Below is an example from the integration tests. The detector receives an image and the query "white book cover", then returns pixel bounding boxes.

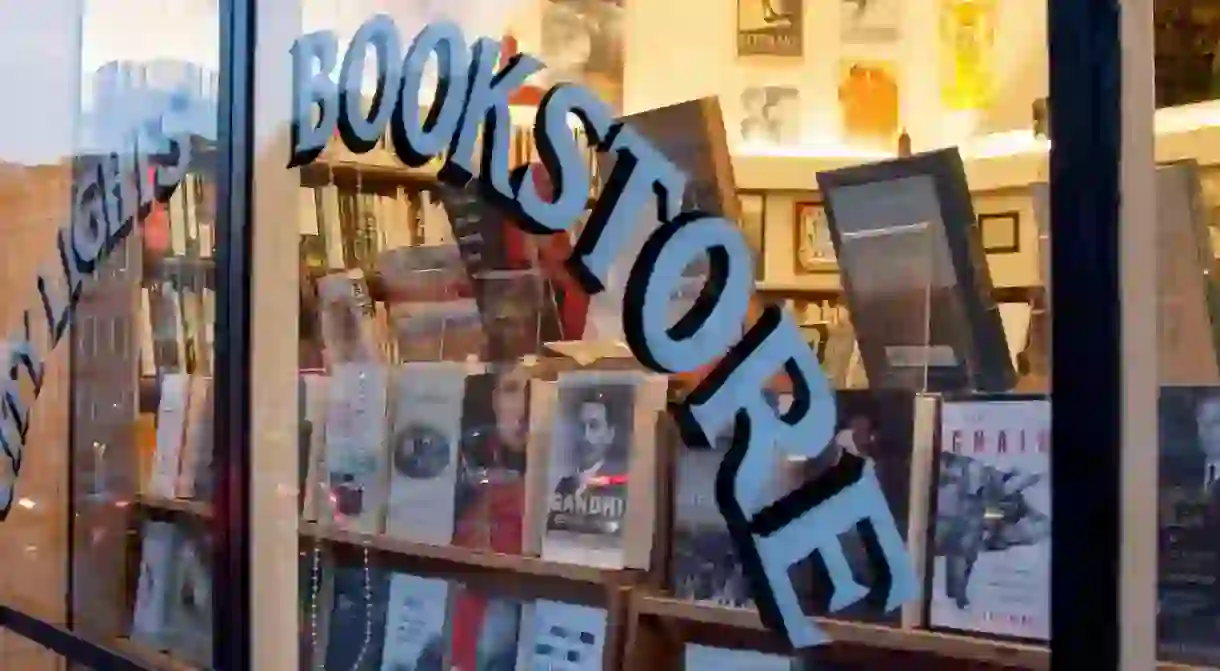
[320,363,390,533]
[148,374,191,497]
[683,645,794,671]
[516,601,607,671]
[384,362,467,545]
[138,287,156,377]
[378,573,450,671]
[541,371,664,570]
[175,376,212,499]
[321,184,345,269]
[169,187,188,256]
[930,399,1051,640]
[317,270,383,366]
[130,521,179,650]
[300,186,321,235]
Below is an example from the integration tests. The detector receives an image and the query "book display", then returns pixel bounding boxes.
[14,2,1220,671]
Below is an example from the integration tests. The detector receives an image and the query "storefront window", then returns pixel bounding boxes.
[0,1,222,669]
[248,1,1062,669]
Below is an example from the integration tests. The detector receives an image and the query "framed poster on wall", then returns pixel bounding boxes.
[737,0,804,57]
[794,200,838,273]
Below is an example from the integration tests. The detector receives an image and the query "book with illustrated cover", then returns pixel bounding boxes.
[929,398,1050,639]
[165,525,213,667]
[130,521,178,650]
[515,600,607,671]
[385,362,468,545]
[669,422,755,609]
[1157,387,1220,666]
[147,374,190,497]
[319,364,390,533]
[317,270,384,366]
[379,573,450,671]
[324,563,392,671]
[538,372,657,570]
[476,270,556,362]
[817,150,1017,393]
[450,591,522,671]
[786,391,938,626]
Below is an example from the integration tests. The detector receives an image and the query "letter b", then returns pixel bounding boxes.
[289,31,340,168]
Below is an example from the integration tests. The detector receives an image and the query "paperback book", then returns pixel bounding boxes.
[379,573,450,671]
[929,398,1051,640]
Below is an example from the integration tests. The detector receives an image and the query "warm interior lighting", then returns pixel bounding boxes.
[16,497,35,510]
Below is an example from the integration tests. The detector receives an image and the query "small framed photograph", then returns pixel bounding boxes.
[978,211,1021,254]
[794,201,838,273]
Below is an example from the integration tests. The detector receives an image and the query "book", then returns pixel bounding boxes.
[379,573,450,671]
[817,150,1017,392]
[324,563,392,671]
[165,525,213,667]
[929,397,1051,639]
[515,600,607,671]
[1157,387,1220,666]
[786,391,938,626]
[385,362,468,545]
[450,590,521,671]
[130,521,178,651]
[538,371,665,570]
[147,374,190,497]
[317,270,384,366]
[669,420,756,609]
[319,364,390,534]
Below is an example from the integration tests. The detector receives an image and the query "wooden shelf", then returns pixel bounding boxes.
[300,522,642,587]
[301,157,439,186]
[635,595,1050,669]
[135,494,214,520]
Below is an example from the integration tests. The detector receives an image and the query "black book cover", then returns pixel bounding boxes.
[791,390,917,624]
[325,563,392,671]
[1158,387,1220,666]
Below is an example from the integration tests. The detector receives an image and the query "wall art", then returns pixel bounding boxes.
[738,0,804,57]
[794,201,838,273]
[740,86,800,145]
[977,211,1020,254]
[541,0,625,112]
[841,0,901,44]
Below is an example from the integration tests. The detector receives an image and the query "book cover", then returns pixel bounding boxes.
[325,563,392,671]
[669,423,755,609]
[317,270,384,366]
[130,521,178,650]
[542,373,636,569]
[516,600,607,671]
[319,363,390,534]
[379,573,450,671]
[787,390,923,625]
[385,363,467,545]
[1157,387,1220,666]
[147,374,190,497]
[165,525,213,667]
[450,590,522,671]
[929,398,1050,639]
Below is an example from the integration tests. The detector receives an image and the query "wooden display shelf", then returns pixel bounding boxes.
[134,494,214,520]
[300,522,642,588]
[300,157,439,186]
[633,595,1050,669]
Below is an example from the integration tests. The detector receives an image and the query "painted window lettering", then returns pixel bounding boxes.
[288,16,917,648]
[0,118,191,520]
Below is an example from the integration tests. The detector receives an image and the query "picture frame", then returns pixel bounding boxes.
[736,0,804,57]
[977,211,1021,254]
[738,191,767,280]
[794,200,838,274]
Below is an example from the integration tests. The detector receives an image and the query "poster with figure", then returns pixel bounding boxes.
[737,0,804,57]
[740,86,800,145]
[840,0,901,44]
[541,0,624,112]
[930,399,1051,640]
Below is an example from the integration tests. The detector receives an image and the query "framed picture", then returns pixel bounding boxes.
[737,0,804,57]
[794,201,838,273]
[738,192,767,279]
[740,86,800,145]
[841,0,901,44]
[977,211,1020,254]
